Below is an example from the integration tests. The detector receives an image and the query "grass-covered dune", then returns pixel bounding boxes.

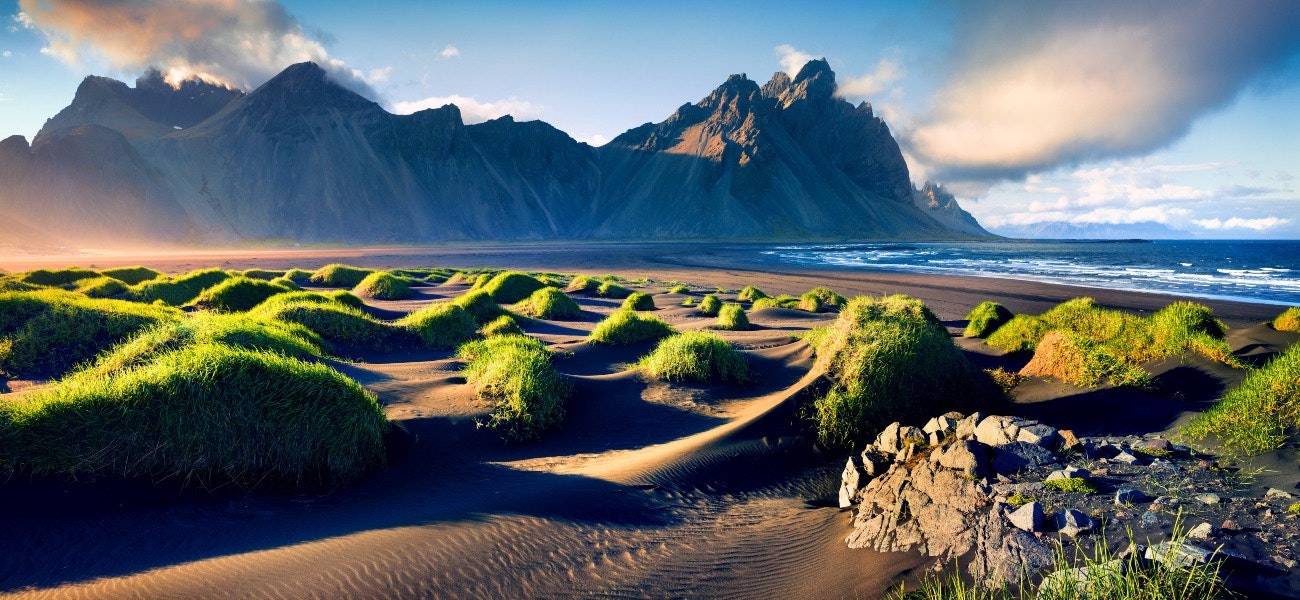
[716,303,750,330]
[458,334,570,442]
[249,294,404,351]
[639,331,752,384]
[621,292,656,311]
[1,343,386,489]
[310,264,375,288]
[513,287,583,320]
[963,300,1013,338]
[131,268,231,306]
[1183,341,1300,455]
[482,271,546,304]
[0,289,179,378]
[811,295,997,448]
[396,303,477,349]
[99,266,163,285]
[352,271,413,300]
[589,309,676,345]
[192,276,294,312]
[1274,306,1300,332]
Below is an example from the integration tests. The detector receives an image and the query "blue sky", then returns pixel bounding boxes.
[2,0,1298,238]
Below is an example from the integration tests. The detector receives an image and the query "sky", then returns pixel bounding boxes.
[2,0,1298,239]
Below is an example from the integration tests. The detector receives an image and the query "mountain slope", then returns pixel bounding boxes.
[0,60,988,247]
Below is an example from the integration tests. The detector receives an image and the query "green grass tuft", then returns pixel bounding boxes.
[1020,330,1151,388]
[397,302,477,349]
[283,268,313,282]
[470,273,493,290]
[309,264,375,288]
[1006,492,1036,508]
[75,276,129,298]
[480,314,525,337]
[565,275,602,295]
[985,315,1051,353]
[98,266,162,285]
[1,343,386,489]
[638,331,752,384]
[513,287,583,320]
[482,271,547,304]
[737,286,768,302]
[192,276,293,312]
[1043,477,1099,493]
[699,294,722,316]
[240,268,284,281]
[668,284,690,294]
[751,294,799,310]
[1182,342,1300,455]
[249,298,402,351]
[596,280,633,299]
[19,267,99,287]
[810,295,995,448]
[621,292,657,311]
[452,290,506,324]
[963,301,1014,338]
[269,276,303,291]
[589,310,676,345]
[352,271,413,300]
[130,268,231,306]
[716,303,750,330]
[0,289,179,378]
[800,287,846,312]
[457,335,569,442]
[1271,306,1300,332]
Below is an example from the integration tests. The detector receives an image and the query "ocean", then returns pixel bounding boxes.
[762,240,1300,306]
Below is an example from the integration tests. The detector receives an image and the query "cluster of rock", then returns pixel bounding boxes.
[839,412,1300,592]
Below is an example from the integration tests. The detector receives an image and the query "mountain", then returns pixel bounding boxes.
[912,181,992,237]
[0,60,990,247]
[989,221,1189,240]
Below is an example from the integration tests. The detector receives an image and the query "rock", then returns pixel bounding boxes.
[1046,466,1090,481]
[1053,509,1095,537]
[1140,511,1162,527]
[1057,429,1082,452]
[1134,438,1170,452]
[928,430,943,446]
[860,450,891,477]
[1146,541,1216,568]
[1115,488,1146,505]
[1008,501,1044,532]
[991,442,1060,475]
[1111,450,1143,465]
[839,456,863,508]
[1221,519,1239,531]
[1016,424,1059,449]
[1265,488,1293,500]
[923,414,958,435]
[1187,522,1215,541]
[1277,556,1299,569]
[1038,559,1125,599]
[991,481,1046,497]
[934,439,992,479]
[1148,458,1180,473]
[899,425,926,449]
[874,422,902,455]
[954,412,983,440]
[1196,493,1222,505]
[1153,496,1179,508]
[1089,443,1123,460]
[974,415,1021,447]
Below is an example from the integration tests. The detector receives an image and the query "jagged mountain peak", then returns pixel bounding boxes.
[238,61,378,114]
[760,71,792,99]
[35,69,242,143]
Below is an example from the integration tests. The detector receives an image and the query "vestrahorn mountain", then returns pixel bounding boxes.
[0,60,990,248]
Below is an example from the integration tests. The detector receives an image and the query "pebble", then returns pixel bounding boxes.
[1140,510,1162,527]
[1148,458,1180,473]
[1195,493,1222,505]
[1265,488,1294,500]
[1187,522,1215,540]
[1221,519,1240,531]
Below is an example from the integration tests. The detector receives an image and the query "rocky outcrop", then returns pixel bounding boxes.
[912,181,991,238]
[840,413,1300,592]
[0,60,991,247]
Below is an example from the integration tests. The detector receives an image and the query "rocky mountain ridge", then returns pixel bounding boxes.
[0,60,991,247]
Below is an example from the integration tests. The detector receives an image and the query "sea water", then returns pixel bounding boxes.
[762,240,1300,306]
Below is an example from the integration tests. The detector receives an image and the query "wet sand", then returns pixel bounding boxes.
[0,243,1292,599]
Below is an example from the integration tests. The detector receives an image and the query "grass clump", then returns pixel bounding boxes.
[985,315,1051,353]
[1271,306,1300,332]
[483,271,547,304]
[0,289,179,378]
[681,298,695,306]
[589,310,676,345]
[192,276,293,312]
[699,294,722,316]
[800,287,847,312]
[716,303,750,330]
[352,271,412,300]
[752,294,800,310]
[1288,502,1300,516]
[19,267,99,287]
[639,331,752,384]
[621,292,657,311]
[1182,342,1300,455]
[131,268,231,305]
[1043,477,1099,493]
[240,268,284,281]
[513,287,583,320]
[397,303,477,349]
[75,276,129,298]
[963,301,1014,338]
[250,298,401,351]
[470,273,493,289]
[481,314,525,337]
[1006,492,1036,508]
[668,284,690,294]
[458,335,570,442]
[269,276,303,291]
[1020,330,1151,388]
[452,290,506,324]
[99,266,162,285]
[1,344,385,489]
[283,268,313,282]
[596,280,633,299]
[309,264,375,288]
[985,367,1025,395]
[565,275,601,295]
[737,286,768,302]
[810,295,997,449]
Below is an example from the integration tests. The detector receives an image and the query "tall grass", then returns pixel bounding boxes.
[352,271,413,300]
[0,289,179,378]
[19,267,99,287]
[396,303,477,349]
[963,301,1013,338]
[716,303,750,330]
[452,290,506,324]
[1272,307,1300,332]
[130,268,231,306]
[1183,341,1300,455]
[458,335,570,441]
[639,332,752,384]
[1,344,386,489]
[192,276,293,312]
[309,264,375,288]
[800,287,847,312]
[589,310,676,344]
[699,294,722,316]
[621,292,657,311]
[737,286,768,302]
[513,287,583,320]
[75,276,129,298]
[811,295,995,448]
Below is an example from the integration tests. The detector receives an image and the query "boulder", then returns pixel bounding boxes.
[874,422,902,455]
[1046,465,1090,481]
[1057,429,1082,452]
[1053,509,1095,537]
[1265,488,1293,500]
[954,412,983,440]
[923,414,958,436]
[933,439,992,479]
[1016,423,1059,449]
[1195,493,1221,505]
[1114,488,1146,505]
[991,441,1060,475]
[974,415,1021,446]
[839,456,863,508]
[1187,522,1215,541]
[1146,541,1216,568]
[1007,501,1044,533]
[1038,559,1126,599]
[860,450,891,478]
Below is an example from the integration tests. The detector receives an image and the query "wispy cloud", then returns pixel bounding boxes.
[575,133,608,147]
[1192,216,1290,231]
[392,94,543,124]
[775,44,814,77]
[1,51,11,58]
[904,1,1300,187]
[17,0,380,97]
[9,11,33,32]
[837,58,902,99]
[439,45,460,59]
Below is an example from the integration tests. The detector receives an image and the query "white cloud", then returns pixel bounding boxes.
[1193,216,1290,231]
[439,45,460,59]
[392,94,543,124]
[775,44,814,76]
[366,66,394,84]
[9,11,33,32]
[576,133,608,146]
[1,51,10,58]
[837,58,902,98]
